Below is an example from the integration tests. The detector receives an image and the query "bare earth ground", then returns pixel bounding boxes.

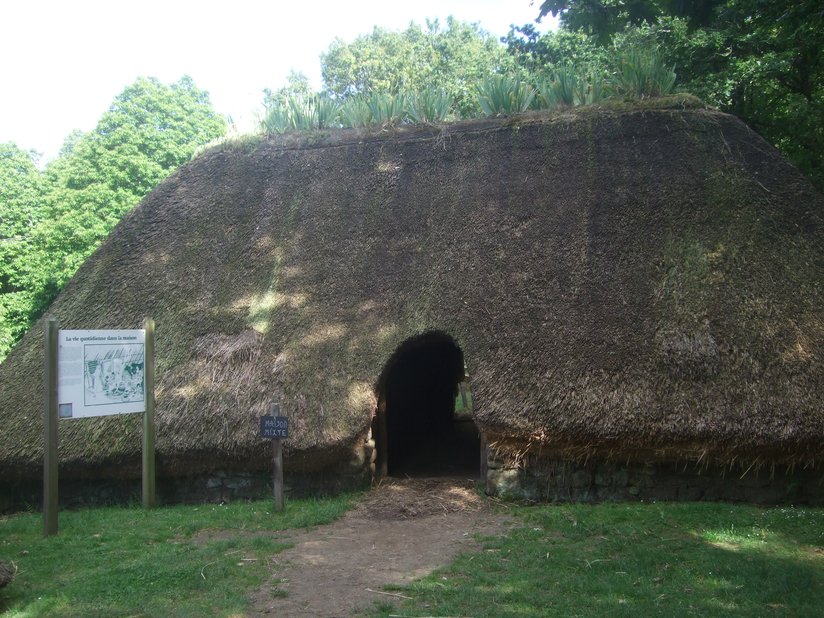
[249,477,513,617]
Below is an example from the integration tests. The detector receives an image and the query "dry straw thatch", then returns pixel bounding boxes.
[1,96,822,483]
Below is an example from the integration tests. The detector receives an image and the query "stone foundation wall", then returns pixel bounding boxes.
[2,436,377,514]
[485,452,824,505]
[1,467,369,514]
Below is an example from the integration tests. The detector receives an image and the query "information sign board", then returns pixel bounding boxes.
[57,329,146,418]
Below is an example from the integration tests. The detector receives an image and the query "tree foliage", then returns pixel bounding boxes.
[0,144,44,354]
[320,17,515,117]
[263,70,315,110]
[525,0,824,189]
[504,24,613,77]
[0,144,42,266]
[0,76,226,361]
[537,1,724,40]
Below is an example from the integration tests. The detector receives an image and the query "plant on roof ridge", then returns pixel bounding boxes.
[476,75,535,116]
[288,97,318,131]
[407,89,454,124]
[579,73,609,105]
[261,94,342,133]
[615,47,677,98]
[340,96,373,128]
[367,92,408,127]
[536,66,583,107]
[536,66,611,108]
[261,98,293,134]
[313,95,342,129]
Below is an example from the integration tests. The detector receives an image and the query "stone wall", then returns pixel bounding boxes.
[1,437,377,514]
[1,467,369,514]
[485,450,824,505]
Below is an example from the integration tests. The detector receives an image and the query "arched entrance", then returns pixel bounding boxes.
[374,331,480,477]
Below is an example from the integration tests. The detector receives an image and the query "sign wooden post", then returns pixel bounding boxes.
[44,321,155,531]
[260,404,287,512]
[43,316,59,537]
[142,317,156,508]
[376,407,388,477]
[272,437,284,512]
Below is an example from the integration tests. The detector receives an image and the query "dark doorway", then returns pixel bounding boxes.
[375,331,480,477]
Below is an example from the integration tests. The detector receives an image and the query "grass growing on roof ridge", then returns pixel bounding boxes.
[0,493,359,617]
[367,501,824,617]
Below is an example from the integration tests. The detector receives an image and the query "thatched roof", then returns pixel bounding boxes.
[2,96,823,481]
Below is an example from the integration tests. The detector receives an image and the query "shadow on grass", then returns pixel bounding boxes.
[369,502,824,617]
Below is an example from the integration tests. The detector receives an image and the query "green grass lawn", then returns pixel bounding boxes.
[0,494,358,617]
[369,502,824,617]
[3,496,823,617]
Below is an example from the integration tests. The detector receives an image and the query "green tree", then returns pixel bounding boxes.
[320,17,515,117]
[504,23,612,78]
[707,1,823,186]
[58,129,86,158]
[0,76,226,362]
[263,70,315,109]
[536,1,724,41]
[526,0,824,189]
[0,144,44,357]
[0,144,42,269]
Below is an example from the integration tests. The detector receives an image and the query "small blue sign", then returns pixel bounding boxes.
[260,415,288,439]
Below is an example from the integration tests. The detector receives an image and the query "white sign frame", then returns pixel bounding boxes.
[58,329,146,418]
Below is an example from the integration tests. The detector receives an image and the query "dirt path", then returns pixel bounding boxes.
[249,477,512,617]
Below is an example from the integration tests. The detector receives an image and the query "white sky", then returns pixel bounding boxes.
[1,1,557,163]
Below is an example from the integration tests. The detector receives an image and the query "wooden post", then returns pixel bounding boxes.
[142,317,156,509]
[480,432,488,482]
[261,404,285,511]
[43,316,59,537]
[376,406,388,477]
[272,438,284,512]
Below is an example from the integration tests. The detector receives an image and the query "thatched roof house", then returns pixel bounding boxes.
[2,97,823,504]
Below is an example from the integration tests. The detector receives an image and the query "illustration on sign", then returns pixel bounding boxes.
[83,343,145,406]
[58,330,146,418]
